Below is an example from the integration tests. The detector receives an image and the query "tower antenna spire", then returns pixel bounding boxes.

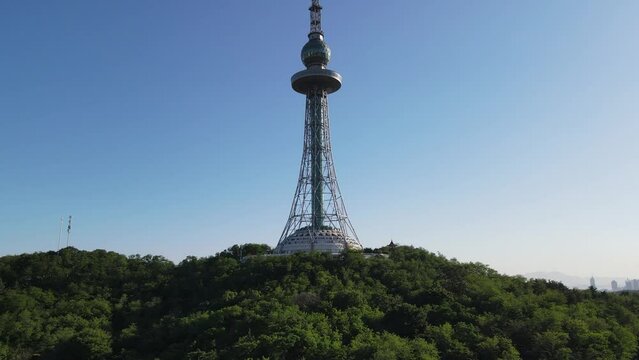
[310,0,323,35]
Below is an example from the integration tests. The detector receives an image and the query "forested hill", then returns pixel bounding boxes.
[1,246,638,360]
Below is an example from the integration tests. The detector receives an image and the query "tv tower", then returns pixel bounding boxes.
[275,0,363,254]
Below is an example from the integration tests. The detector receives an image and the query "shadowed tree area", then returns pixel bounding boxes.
[0,245,638,359]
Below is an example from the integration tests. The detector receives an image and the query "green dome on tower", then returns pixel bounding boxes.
[301,38,331,67]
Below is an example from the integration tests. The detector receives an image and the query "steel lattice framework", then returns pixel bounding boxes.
[275,0,362,254]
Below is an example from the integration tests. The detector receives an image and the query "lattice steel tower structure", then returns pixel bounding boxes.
[275,0,363,254]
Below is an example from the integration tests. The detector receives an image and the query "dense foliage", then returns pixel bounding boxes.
[1,245,638,359]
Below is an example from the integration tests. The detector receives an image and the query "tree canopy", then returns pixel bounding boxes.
[0,245,638,359]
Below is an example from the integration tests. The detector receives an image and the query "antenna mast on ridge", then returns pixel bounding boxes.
[66,215,72,247]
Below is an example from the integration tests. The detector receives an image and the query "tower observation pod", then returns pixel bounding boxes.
[275,0,363,254]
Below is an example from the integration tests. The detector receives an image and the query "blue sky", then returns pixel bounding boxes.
[1,1,637,278]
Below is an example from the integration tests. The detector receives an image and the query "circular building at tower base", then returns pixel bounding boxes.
[274,227,363,254]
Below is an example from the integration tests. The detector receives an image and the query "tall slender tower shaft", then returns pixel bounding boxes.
[275,0,362,254]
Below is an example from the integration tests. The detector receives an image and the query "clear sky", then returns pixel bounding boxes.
[1,1,637,278]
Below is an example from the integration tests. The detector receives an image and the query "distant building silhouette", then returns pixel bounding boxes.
[611,280,618,292]
[590,276,596,288]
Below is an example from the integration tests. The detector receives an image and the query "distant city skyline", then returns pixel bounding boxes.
[611,279,639,292]
[527,272,639,290]
[1,1,638,278]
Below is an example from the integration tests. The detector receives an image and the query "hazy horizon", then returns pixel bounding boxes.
[1,1,637,279]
